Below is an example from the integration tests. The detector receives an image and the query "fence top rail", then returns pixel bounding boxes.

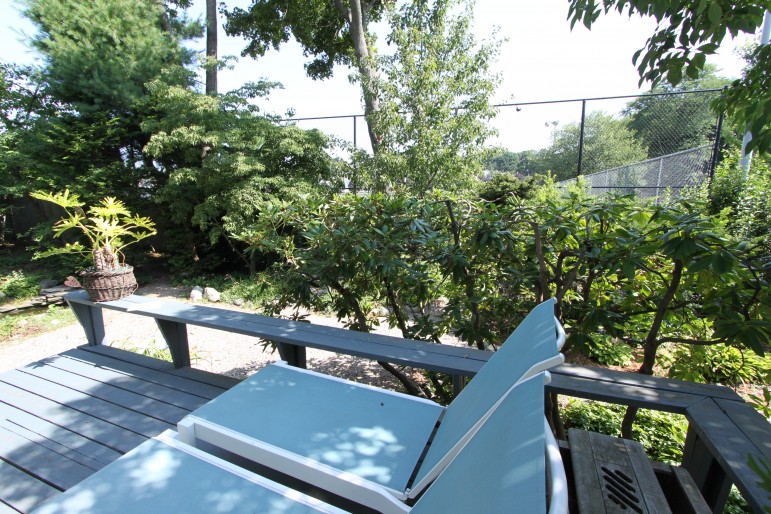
[281,88,725,122]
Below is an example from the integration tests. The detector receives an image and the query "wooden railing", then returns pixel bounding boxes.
[65,291,771,513]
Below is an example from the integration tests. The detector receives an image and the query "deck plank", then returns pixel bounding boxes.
[0,425,94,490]
[66,347,227,400]
[0,415,104,472]
[18,363,189,425]
[0,345,232,513]
[0,370,173,438]
[0,381,145,454]
[37,353,210,411]
[0,459,60,513]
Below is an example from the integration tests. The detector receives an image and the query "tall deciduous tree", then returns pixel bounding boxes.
[223,0,389,152]
[367,0,500,193]
[623,66,731,158]
[537,112,648,180]
[566,0,769,153]
[206,0,218,95]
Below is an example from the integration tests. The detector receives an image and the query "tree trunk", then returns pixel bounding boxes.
[206,0,218,95]
[621,259,684,439]
[336,0,381,153]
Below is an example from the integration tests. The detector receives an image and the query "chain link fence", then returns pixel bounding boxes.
[284,89,724,197]
[559,145,713,200]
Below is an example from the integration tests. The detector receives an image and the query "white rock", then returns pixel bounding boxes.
[192,285,203,293]
[372,306,390,318]
[203,287,221,302]
[190,289,203,302]
[233,298,245,307]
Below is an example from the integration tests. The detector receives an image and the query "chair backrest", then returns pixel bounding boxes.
[412,298,559,488]
[411,373,547,514]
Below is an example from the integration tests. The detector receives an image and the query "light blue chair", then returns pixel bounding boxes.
[177,299,565,512]
[33,372,565,514]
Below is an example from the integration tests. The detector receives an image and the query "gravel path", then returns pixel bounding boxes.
[0,281,434,391]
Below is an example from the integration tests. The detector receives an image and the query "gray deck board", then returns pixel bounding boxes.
[0,370,173,438]
[0,402,121,466]
[18,363,189,424]
[38,353,210,411]
[0,425,94,490]
[0,459,60,513]
[67,346,229,399]
[0,347,232,513]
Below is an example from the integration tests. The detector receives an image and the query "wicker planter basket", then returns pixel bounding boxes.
[79,266,138,302]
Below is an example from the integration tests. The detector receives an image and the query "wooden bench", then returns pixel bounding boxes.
[64,291,490,394]
[64,292,771,513]
[567,429,711,514]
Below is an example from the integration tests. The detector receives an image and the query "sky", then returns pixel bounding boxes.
[0,0,757,152]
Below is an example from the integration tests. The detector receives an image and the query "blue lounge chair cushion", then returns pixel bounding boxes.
[32,435,346,514]
[412,374,546,514]
[413,298,557,485]
[186,363,444,492]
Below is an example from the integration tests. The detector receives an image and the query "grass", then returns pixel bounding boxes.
[0,305,76,342]
[109,338,209,367]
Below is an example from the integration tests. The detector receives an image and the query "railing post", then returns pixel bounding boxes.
[155,319,191,369]
[277,343,307,369]
[682,422,732,513]
[66,293,106,346]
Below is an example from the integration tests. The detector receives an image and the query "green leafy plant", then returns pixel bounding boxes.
[30,190,156,271]
[662,344,770,387]
[561,399,688,464]
[747,455,771,513]
[747,387,771,421]
[584,339,634,367]
[0,270,42,302]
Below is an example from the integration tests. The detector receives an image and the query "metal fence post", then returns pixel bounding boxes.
[577,99,586,177]
[709,110,725,180]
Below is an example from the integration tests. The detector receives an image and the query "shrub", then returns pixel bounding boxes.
[0,270,41,302]
[561,399,688,464]
[583,339,634,367]
[661,344,771,387]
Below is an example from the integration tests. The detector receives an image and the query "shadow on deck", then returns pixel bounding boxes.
[0,346,238,512]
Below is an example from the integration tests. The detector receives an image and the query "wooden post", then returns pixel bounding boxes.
[277,343,307,369]
[67,298,106,346]
[682,426,732,513]
[155,319,191,369]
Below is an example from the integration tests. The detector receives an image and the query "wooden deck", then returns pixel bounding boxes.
[0,345,239,513]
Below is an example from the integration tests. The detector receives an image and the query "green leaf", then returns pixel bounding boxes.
[707,2,722,25]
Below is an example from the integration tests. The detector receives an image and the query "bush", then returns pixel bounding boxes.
[561,399,688,464]
[709,149,771,249]
[477,173,537,203]
[0,270,41,303]
[661,344,771,386]
[583,339,634,367]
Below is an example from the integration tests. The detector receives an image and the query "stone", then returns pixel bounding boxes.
[372,306,390,318]
[189,289,203,302]
[41,285,71,295]
[192,285,203,293]
[203,287,221,302]
[0,291,6,301]
[233,298,245,307]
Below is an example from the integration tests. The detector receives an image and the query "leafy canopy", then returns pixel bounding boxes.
[567,0,770,154]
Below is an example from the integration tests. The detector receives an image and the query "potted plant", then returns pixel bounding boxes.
[31,189,157,302]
